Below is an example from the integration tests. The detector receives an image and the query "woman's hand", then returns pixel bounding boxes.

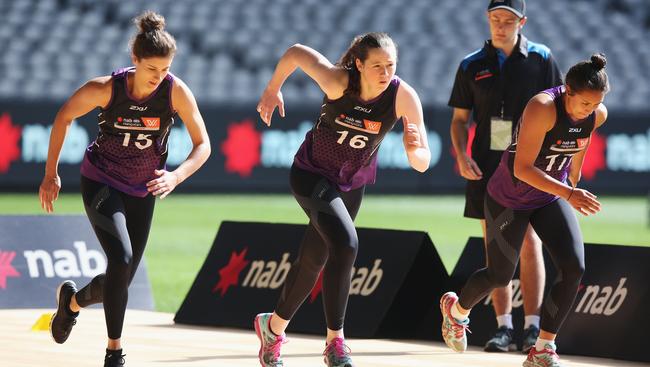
[257,87,285,126]
[567,187,601,216]
[39,174,61,213]
[146,170,180,199]
[402,115,422,152]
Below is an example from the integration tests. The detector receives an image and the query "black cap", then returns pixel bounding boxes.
[487,0,526,18]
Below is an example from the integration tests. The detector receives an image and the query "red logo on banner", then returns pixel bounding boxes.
[0,113,23,173]
[0,251,21,289]
[212,248,250,296]
[221,119,261,177]
[582,131,607,180]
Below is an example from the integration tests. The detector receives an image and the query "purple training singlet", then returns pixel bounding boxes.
[487,85,596,209]
[80,67,176,197]
[294,77,401,191]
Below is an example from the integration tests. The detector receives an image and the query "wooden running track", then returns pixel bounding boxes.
[1,309,645,367]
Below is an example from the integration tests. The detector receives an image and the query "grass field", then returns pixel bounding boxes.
[1,193,648,313]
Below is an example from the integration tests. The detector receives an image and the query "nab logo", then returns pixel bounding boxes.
[574,277,628,316]
[129,105,148,111]
[23,241,106,279]
[349,259,383,296]
[212,248,250,296]
[241,254,384,297]
[142,117,160,129]
[242,252,291,289]
[213,249,385,298]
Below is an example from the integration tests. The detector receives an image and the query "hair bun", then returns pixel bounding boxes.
[590,53,607,71]
[136,10,165,33]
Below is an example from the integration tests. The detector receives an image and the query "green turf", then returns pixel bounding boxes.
[1,193,648,313]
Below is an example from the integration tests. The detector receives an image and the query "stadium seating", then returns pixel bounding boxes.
[0,0,648,109]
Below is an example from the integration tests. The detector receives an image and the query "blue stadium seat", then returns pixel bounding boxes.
[0,0,648,109]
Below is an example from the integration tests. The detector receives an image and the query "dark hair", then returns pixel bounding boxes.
[565,53,610,93]
[337,32,397,97]
[130,11,177,59]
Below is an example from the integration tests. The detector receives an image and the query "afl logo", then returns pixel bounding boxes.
[577,138,589,148]
[142,117,160,129]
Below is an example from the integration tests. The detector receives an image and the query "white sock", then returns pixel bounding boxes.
[496,314,513,329]
[535,338,556,352]
[450,301,469,322]
[525,315,540,329]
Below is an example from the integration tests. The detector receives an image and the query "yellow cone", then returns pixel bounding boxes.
[31,312,53,332]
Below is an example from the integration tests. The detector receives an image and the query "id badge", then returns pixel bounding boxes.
[490,117,513,151]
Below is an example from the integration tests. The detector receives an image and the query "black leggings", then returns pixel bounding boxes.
[459,194,585,334]
[275,165,364,330]
[75,175,155,339]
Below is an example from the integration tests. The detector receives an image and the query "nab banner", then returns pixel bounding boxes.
[1,100,648,193]
[174,221,448,338]
[556,243,649,363]
[0,215,154,310]
[449,237,649,362]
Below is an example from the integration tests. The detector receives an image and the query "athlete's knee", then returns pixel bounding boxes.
[118,252,134,269]
[560,257,585,284]
[331,231,358,261]
[345,231,359,253]
[297,253,327,274]
[108,250,135,276]
[521,231,542,258]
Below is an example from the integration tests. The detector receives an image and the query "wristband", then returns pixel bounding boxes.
[567,187,575,201]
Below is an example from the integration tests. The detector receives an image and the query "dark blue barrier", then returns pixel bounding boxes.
[174,221,448,338]
[0,215,154,310]
[1,100,648,193]
[448,237,649,362]
[177,223,648,362]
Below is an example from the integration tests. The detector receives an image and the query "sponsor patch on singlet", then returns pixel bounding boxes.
[114,116,161,131]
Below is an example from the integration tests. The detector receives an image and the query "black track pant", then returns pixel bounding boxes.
[275,165,364,330]
[75,175,155,339]
[459,194,585,334]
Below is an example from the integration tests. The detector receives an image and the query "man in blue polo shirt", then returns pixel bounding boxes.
[448,0,563,354]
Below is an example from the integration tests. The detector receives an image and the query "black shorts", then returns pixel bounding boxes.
[463,154,501,219]
[464,178,488,219]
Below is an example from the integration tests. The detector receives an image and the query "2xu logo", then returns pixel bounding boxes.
[241,252,384,296]
[484,277,629,316]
